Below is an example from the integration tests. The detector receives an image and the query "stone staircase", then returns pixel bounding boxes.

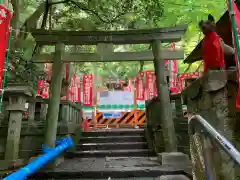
[29,128,191,179]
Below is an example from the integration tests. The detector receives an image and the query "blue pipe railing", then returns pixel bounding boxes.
[3,137,73,180]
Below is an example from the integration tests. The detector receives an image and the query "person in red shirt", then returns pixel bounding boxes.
[199,14,226,72]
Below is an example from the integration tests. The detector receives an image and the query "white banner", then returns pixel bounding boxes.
[98,91,134,105]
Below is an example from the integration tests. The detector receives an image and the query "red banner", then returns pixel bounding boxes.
[76,77,81,102]
[42,83,49,98]
[37,80,44,96]
[136,72,145,100]
[0,5,11,89]
[145,71,156,100]
[228,0,240,109]
[77,86,81,102]
[83,74,93,106]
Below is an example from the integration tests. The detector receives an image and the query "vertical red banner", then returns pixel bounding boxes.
[77,86,81,102]
[145,71,155,100]
[0,5,12,89]
[227,0,240,109]
[136,72,145,100]
[76,77,81,102]
[42,83,49,98]
[83,74,93,106]
[37,80,44,96]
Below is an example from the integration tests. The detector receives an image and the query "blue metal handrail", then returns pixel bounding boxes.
[188,115,240,165]
[3,137,73,180]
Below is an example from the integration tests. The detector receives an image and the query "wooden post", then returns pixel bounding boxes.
[44,43,65,148]
[152,40,177,152]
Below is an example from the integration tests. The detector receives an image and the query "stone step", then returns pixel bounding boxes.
[30,169,190,179]
[82,129,145,137]
[66,149,154,158]
[77,142,148,151]
[32,176,190,180]
[80,135,145,144]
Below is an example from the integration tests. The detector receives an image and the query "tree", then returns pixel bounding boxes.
[9,0,226,82]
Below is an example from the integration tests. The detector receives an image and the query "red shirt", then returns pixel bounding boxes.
[202,32,225,72]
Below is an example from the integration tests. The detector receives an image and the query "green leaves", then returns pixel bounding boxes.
[16,0,226,80]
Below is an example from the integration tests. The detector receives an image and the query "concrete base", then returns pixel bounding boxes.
[0,159,25,170]
[157,152,190,166]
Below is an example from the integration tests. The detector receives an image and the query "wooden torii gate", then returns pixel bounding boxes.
[30,25,187,152]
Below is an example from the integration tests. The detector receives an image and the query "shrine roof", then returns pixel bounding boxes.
[184,11,233,64]
[30,25,188,45]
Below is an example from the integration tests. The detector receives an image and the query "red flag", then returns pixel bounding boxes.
[37,80,44,96]
[76,77,81,102]
[136,72,145,100]
[227,0,240,109]
[145,71,156,100]
[83,74,93,106]
[77,86,81,102]
[42,83,49,98]
[0,5,11,89]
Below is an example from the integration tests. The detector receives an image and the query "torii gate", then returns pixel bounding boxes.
[30,25,187,152]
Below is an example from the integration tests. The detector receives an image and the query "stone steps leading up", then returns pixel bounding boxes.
[78,142,148,151]
[29,128,191,180]
[80,135,146,144]
[39,177,190,180]
[70,149,151,157]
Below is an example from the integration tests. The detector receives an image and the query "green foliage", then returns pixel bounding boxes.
[14,0,226,82]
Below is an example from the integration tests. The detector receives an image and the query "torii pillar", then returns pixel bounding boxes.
[44,43,65,148]
[152,40,177,152]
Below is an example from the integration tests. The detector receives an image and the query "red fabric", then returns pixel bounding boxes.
[83,74,93,106]
[202,32,225,72]
[135,72,144,100]
[37,80,44,96]
[0,5,11,89]
[145,71,156,100]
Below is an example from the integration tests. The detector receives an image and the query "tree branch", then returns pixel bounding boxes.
[195,62,203,72]
[69,0,129,24]
[49,0,69,5]
[138,61,144,73]
[184,63,192,73]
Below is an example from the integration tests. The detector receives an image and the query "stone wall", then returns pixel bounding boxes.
[0,99,82,161]
[182,70,240,180]
[145,97,189,154]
